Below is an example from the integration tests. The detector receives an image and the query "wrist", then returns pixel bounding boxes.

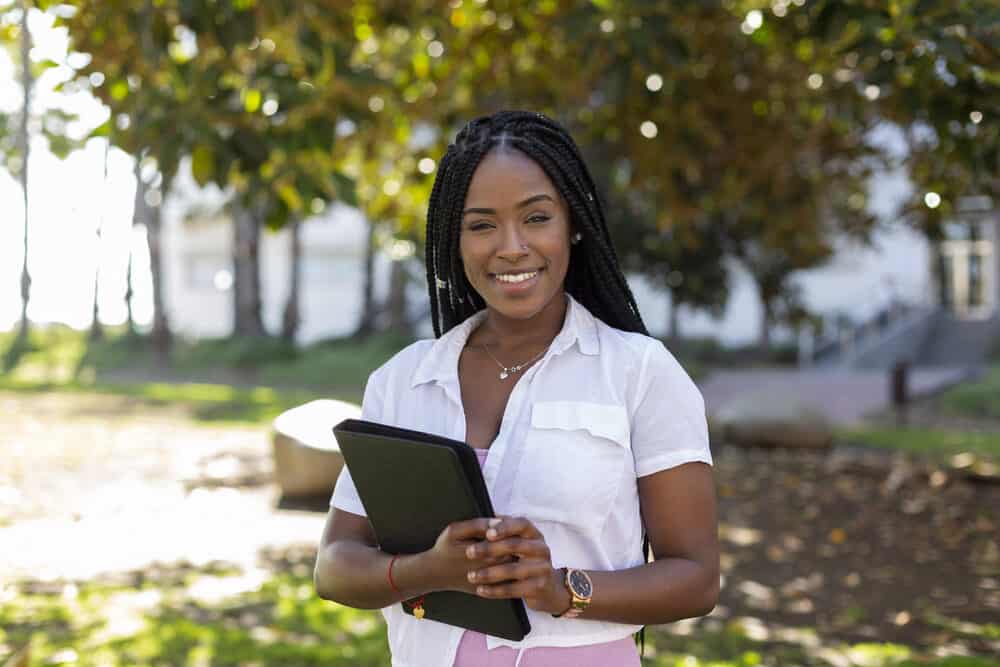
[389,552,435,599]
[548,567,572,616]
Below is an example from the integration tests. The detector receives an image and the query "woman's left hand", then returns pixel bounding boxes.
[464,516,571,615]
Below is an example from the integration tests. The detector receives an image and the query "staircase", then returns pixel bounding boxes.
[914,313,1000,367]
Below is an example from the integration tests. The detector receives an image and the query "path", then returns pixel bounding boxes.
[0,391,326,581]
[699,366,972,425]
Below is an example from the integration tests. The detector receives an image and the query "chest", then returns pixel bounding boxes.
[457,348,520,449]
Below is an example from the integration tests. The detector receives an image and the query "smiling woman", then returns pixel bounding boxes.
[315,111,719,667]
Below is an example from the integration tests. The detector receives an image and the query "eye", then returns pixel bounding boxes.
[468,220,494,231]
[526,214,550,224]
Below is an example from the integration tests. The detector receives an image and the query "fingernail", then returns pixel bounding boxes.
[466,546,476,558]
[477,586,487,595]
[486,529,497,539]
[467,571,476,582]
[488,518,502,527]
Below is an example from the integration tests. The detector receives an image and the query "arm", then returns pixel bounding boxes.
[314,507,512,609]
[577,460,719,623]
[467,461,719,624]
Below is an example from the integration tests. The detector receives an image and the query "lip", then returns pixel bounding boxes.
[489,267,544,294]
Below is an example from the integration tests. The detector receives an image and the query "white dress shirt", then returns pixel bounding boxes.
[330,293,713,667]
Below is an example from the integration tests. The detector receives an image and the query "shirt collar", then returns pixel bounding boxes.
[410,293,599,389]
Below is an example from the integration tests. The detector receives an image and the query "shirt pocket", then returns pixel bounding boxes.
[510,401,631,533]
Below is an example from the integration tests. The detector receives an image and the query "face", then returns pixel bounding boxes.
[459,149,573,321]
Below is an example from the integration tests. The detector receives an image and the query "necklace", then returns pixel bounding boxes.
[480,342,548,380]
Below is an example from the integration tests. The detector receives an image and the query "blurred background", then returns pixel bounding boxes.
[0,1,997,665]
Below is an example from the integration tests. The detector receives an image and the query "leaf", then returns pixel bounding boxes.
[331,171,357,206]
[191,144,215,186]
[276,180,303,212]
[109,79,129,101]
[243,88,261,113]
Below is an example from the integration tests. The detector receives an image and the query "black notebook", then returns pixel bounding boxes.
[332,418,531,642]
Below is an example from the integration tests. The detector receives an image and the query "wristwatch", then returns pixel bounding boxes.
[552,568,593,618]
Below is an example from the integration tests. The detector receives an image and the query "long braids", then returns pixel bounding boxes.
[425,110,654,656]
[426,110,648,338]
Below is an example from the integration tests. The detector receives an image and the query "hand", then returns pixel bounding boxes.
[464,516,572,615]
[421,518,515,595]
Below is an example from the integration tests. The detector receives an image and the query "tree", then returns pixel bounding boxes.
[13,0,32,344]
[63,1,371,341]
[89,137,110,341]
[0,0,77,358]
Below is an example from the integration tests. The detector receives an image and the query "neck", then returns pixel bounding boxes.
[478,291,568,354]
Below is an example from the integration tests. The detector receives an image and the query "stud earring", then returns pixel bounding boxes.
[571,233,582,244]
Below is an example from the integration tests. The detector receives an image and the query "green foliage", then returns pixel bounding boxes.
[939,366,1000,420]
[0,325,416,424]
[837,425,1000,461]
[173,336,300,370]
[3,570,996,667]
[48,0,1000,344]
[258,332,415,390]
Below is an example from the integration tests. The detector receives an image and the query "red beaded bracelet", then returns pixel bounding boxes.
[387,554,426,619]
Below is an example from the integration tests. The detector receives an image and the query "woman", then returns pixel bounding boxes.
[314,110,719,667]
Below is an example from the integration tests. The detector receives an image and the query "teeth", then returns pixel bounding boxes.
[495,271,538,284]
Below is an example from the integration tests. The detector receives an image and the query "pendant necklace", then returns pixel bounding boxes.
[481,342,548,380]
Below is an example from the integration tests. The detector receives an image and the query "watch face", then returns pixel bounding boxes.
[569,570,592,598]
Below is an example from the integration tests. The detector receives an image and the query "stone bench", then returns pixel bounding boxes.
[271,399,361,498]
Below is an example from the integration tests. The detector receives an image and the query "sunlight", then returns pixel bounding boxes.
[0,10,151,333]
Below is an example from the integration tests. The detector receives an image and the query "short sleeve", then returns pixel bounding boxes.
[630,339,713,478]
[329,368,385,515]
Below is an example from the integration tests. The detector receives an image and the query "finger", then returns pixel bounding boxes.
[467,536,549,561]
[445,518,492,541]
[467,559,551,586]
[485,516,542,541]
[475,575,550,600]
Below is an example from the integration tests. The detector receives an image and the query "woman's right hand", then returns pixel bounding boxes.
[420,518,513,594]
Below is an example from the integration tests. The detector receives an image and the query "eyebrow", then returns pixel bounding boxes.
[462,194,555,216]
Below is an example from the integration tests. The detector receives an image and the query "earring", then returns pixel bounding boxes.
[571,233,582,244]
[520,242,529,250]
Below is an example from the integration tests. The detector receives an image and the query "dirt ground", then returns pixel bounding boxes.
[1,390,997,657]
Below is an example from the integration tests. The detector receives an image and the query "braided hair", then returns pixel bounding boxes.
[425,110,649,338]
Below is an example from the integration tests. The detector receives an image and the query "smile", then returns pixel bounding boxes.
[493,270,540,284]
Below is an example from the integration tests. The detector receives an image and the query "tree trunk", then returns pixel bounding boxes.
[758,301,772,355]
[146,182,171,358]
[355,219,378,337]
[232,200,265,337]
[15,0,33,344]
[665,290,679,340]
[89,139,111,342]
[124,156,141,336]
[281,217,301,342]
[386,257,410,335]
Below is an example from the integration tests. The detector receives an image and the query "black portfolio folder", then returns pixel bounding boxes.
[332,418,531,642]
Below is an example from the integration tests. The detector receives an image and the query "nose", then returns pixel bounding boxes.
[496,224,529,263]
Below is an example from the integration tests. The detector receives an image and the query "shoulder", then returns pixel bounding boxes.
[595,322,700,401]
[366,338,436,390]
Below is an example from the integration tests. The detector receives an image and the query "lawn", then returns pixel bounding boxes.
[3,560,997,667]
[0,326,413,425]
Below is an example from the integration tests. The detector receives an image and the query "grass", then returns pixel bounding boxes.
[836,426,1000,463]
[939,366,1000,421]
[3,569,996,667]
[0,325,412,425]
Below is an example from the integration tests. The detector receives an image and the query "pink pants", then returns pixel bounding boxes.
[452,630,641,667]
